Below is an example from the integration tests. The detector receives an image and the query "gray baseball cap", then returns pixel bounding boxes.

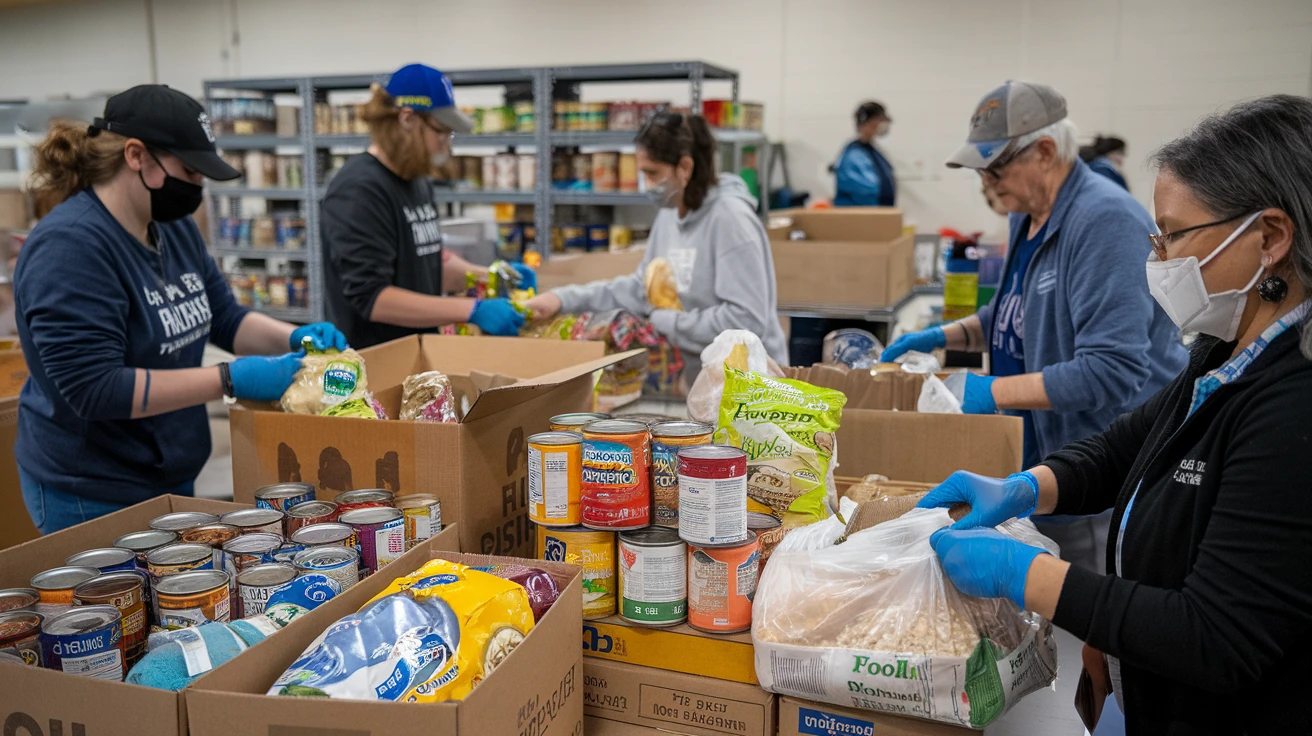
[945,80,1067,169]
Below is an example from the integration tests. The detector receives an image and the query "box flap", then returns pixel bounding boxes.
[419,334,606,378]
[460,349,644,424]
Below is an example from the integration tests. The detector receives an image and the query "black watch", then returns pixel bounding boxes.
[219,362,236,401]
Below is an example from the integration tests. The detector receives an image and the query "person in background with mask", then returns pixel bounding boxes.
[832,101,895,206]
[524,112,787,378]
[321,63,533,347]
[918,94,1312,735]
[881,81,1187,572]
[15,85,345,533]
[1080,134,1129,190]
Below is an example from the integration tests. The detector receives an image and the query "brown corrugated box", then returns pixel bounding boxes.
[0,345,36,548]
[537,248,646,291]
[769,208,913,308]
[584,658,776,736]
[778,696,971,736]
[186,547,583,736]
[230,333,643,558]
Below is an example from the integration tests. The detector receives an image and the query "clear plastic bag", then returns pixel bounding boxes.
[687,330,784,424]
[753,507,1059,728]
[399,371,458,423]
[280,347,369,415]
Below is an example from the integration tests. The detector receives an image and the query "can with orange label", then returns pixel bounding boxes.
[73,572,147,666]
[581,419,651,530]
[155,570,231,630]
[528,431,583,527]
[687,536,759,634]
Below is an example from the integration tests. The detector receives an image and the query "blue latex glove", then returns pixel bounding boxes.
[510,262,537,292]
[880,326,946,363]
[230,352,304,402]
[469,298,526,336]
[930,527,1048,608]
[290,322,348,352]
[961,373,998,413]
[916,470,1039,530]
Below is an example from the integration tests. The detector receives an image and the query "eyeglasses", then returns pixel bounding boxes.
[1148,213,1248,260]
[979,141,1036,182]
[419,115,453,140]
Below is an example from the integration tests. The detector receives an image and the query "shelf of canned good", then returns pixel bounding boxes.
[432,188,535,204]
[209,187,307,200]
[552,191,650,206]
[210,247,311,261]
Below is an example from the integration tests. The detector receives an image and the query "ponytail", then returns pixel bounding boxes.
[29,120,128,219]
[635,111,718,211]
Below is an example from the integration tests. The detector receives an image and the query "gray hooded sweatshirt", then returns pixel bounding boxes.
[553,173,788,377]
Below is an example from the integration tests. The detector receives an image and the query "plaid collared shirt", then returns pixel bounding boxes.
[1188,300,1312,418]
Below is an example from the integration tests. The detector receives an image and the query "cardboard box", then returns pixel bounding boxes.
[230,334,641,558]
[769,208,913,308]
[777,696,970,736]
[585,659,776,736]
[186,547,584,736]
[584,616,756,685]
[837,410,1022,483]
[537,248,647,291]
[768,208,905,244]
[784,364,925,412]
[585,716,668,734]
[0,395,37,549]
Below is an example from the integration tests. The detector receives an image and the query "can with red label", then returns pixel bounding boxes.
[581,419,651,530]
[677,445,749,546]
[284,500,339,537]
[334,489,395,515]
[340,507,404,575]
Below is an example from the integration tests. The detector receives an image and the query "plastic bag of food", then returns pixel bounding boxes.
[644,257,683,311]
[281,339,369,414]
[917,373,963,414]
[688,330,785,424]
[472,564,560,622]
[716,366,845,524]
[753,507,1060,728]
[399,371,458,423]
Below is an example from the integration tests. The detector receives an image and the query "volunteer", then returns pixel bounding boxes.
[832,101,895,206]
[1080,134,1129,190]
[15,85,346,534]
[321,63,533,348]
[881,81,1186,570]
[524,112,787,378]
[920,94,1312,734]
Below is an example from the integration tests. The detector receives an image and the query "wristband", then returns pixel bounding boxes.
[219,362,236,404]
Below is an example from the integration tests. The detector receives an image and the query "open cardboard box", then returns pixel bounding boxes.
[186,545,584,736]
[231,334,643,558]
[584,658,776,736]
[584,615,756,685]
[769,208,913,308]
[778,696,970,736]
[535,247,646,291]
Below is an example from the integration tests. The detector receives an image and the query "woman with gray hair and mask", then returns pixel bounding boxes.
[914,94,1312,733]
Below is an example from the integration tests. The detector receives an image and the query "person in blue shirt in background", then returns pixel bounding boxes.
[832,101,896,207]
[16,85,348,534]
[1081,135,1129,191]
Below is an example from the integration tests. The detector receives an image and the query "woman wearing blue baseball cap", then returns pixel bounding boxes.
[320,63,533,347]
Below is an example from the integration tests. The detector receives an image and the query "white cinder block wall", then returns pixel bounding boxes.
[2,0,1310,233]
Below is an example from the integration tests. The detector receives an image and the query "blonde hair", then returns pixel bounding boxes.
[29,120,129,219]
[361,84,431,181]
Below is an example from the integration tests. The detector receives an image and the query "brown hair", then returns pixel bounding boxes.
[635,111,717,211]
[360,83,431,181]
[29,120,128,218]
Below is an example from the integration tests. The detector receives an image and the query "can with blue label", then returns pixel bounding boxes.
[40,605,126,681]
[254,482,317,512]
[293,546,360,594]
[65,547,139,574]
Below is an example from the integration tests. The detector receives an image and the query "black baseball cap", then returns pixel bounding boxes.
[856,101,890,125]
[90,84,240,181]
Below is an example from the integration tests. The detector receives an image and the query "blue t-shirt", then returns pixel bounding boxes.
[14,188,249,504]
[991,219,1046,466]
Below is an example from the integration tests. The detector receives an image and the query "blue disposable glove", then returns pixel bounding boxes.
[929,527,1048,608]
[230,352,304,402]
[510,262,537,292]
[880,326,946,363]
[290,322,348,352]
[469,298,526,336]
[961,373,998,414]
[916,470,1039,530]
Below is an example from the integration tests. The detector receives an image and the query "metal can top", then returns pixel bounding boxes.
[113,529,178,552]
[339,507,403,526]
[0,588,39,612]
[549,412,612,428]
[294,545,359,570]
[149,512,220,533]
[220,508,285,528]
[677,444,748,462]
[290,522,354,546]
[155,570,230,597]
[394,494,440,510]
[41,604,121,636]
[619,526,684,547]
[237,563,296,588]
[65,548,136,570]
[146,543,214,567]
[651,421,714,439]
[334,489,394,505]
[286,500,338,519]
[30,566,100,591]
[528,431,583,447]
[582,419,649,436]
[254,482,316,501]
[747,512,783,530]
[0,610,42,636]
[181,524,241,547]
[222,532,285,555]
[73,572,146,600]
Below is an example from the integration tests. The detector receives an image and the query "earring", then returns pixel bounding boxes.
[1257,274,1289,302]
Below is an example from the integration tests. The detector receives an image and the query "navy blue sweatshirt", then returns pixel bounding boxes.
[14,188,248,504]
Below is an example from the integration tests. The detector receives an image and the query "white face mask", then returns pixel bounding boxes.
[644,174,682,209]
[1145,211,1264,341]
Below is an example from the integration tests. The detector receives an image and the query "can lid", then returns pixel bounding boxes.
[619,527,683,546]
[0,588,40,608]
[149,512,220,532]
[181,524,241,545]
[155,570,230,596]
[73,571,146,599]
[146,543,215,566]
[237,563,297,588]
[339,507,403,525]
[583,419,649,435]
[747,511,783,530]
[677,444,747,461]
[221,532,285,554]
[334,489,395,503]
[651,421,714,439]
[41,604,121,635]
[286,500,338,519]
[294,545,358,569]
[113,529,178,551]
[0,610,42,630]
[527,431,583,446]
[290,522,354,545]
[65,547,136,569]
[220,508,285,527]
[254,482,316,500]
[30,566,100,591]
[394,494,440,510]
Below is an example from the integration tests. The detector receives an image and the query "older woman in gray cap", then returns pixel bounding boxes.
[883,81,1187,570]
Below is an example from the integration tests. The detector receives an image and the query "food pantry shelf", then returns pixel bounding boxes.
[551,60,738,82]
[433,189,535,204]
[214,135,302,150]
[209,187,307,200]
[210,247,310,261]
[257,306,313,323]
[551,128,766,147]
[553,191,650,206]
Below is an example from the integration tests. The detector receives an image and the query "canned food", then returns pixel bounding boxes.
[220,508,286,535]
[155,570,231,629]
[290,522,357,550]
[0,588,39,613]
[537,525,616,620]
[0,611,43,666]
[221,532,284,577]
[687,537,759,633]
[581,419,652,530]
[284,500,339,536]
[650,421,714,528]
[748,512,785,573]
[618,527,687,627]
[340,507,404,574]
[237,563,296,617]
[180,523,241,548]
[146,543,215,582]
[73,572,147,666]
[271,544,305,565]
[677,445,750,546]
[549,412,612,432]
[334,489,395,515]
[528,431,583,527]
[114,529,179,567]
[40,605,125,681]
[31,567,100,618]
[149,512,219,534]
[395,495,442,550]
[293,546,360,593]
[65,548,139,574]
[254,482,317,512]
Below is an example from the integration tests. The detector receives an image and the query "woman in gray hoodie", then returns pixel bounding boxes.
[525,112,788,378]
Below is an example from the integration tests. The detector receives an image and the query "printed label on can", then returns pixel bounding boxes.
[239,584,277,617]
[530,447,576,522]
[581,439,650,528]
[373,521,405,569]
[539,529,615,619]
[619,541,686,624]
[689,553,729,617]
[402,504,441,549]
[44,623,124,680]
[677,474,749,545]
[159,595,230,630]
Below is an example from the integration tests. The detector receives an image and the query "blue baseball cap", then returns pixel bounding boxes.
[385,63,473,134]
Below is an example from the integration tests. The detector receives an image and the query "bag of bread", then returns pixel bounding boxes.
[644,257,683,311]
[280,338,369,414]
[688,330,786,425]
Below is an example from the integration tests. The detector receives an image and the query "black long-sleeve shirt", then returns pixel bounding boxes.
[1042,328,1312,735]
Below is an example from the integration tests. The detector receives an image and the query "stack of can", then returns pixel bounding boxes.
[529,412,762,634]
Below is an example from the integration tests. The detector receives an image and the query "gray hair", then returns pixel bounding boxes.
[1152,94,1312,359]
[1013,118,1079,164]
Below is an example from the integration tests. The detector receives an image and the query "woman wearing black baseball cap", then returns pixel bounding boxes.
[16,84,348,534]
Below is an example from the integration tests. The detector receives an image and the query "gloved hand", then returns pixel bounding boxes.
[230,352,303,402]
[509,262,537,292]
[929,526,1048,608]
[961,373,998,413]
[916,470,1039,530]
[290,323,348,352]
[469,298,526,336]
[880,326,946,363]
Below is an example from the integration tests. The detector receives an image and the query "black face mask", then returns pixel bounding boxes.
[140,151,203,222]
